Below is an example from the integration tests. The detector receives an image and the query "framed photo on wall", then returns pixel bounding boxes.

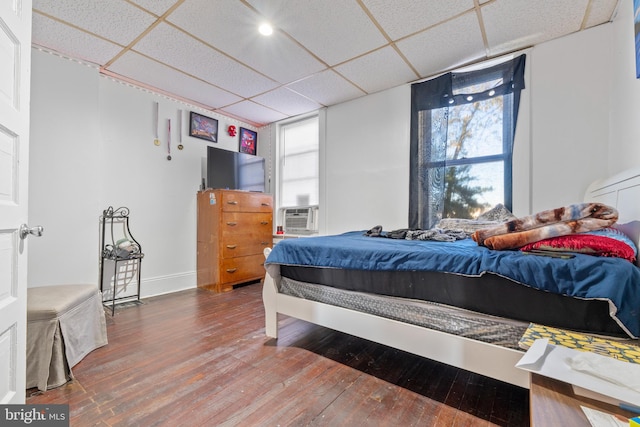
[239,127,257,155]
[189,111,218,143]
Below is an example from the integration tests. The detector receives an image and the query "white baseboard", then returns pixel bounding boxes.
[140,271,196,299]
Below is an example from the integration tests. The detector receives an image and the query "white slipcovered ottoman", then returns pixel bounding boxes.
[26,285,108,391]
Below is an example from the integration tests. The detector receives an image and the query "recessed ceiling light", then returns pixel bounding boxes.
[259,23,273,36]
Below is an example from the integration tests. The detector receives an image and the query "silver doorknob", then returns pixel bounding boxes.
[19,224,44,240]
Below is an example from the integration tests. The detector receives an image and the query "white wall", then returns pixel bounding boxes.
[529,23,612,212]
[609,0,640,173]
[28,49,261,296]
[29,51,101,289]
[301,57,528,235]
[324,86,410,234]
[317,19,623,231]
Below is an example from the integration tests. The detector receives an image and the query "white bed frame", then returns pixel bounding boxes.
[262,167,640,390]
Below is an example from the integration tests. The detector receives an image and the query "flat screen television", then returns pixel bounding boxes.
[206,146,266,192]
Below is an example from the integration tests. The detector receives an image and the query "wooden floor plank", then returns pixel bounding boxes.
[27,284,529,426]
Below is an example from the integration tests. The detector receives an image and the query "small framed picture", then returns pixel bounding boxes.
[239,127,257,155]
[189,111,218,143]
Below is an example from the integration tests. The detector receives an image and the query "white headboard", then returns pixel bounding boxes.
[585,166,640,264]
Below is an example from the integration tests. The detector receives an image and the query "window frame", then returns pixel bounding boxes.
[274,113,321,226]
[409,54,526,229]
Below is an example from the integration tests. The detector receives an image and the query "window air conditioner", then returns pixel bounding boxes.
[282,206,319,235]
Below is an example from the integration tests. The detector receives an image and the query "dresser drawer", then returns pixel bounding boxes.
[220,191,272,213]
[220,254,266,284]
[221,239,271,258]
[220,212,272,239]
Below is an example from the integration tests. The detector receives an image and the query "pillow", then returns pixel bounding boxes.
[520,227,638,262]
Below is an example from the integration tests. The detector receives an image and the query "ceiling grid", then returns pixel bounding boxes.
[31,0,619,127]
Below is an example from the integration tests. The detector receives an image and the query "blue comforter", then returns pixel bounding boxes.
[266,231,640,338]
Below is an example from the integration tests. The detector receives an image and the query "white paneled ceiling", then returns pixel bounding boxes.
[32,0,620,127]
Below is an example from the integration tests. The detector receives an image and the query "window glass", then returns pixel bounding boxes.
[279,116,319,207]
[440,94,509,219]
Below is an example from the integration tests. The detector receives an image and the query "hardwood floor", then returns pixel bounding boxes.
[27,283,529,426]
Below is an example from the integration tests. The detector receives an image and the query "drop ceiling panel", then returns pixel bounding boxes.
[398,12,485,79]
[31,0,617,126]
[335,46,418,94]
[129,0,178,17]
[482,0,590,57]
[132,22,279,99]
[363,0,474,40]
[32,0,156,46]
[168,0,325,84]
[32,13,123,65]
[107,51,242,109]
[248,0,387,66]
[252,87,322,116]
[584,0,618,28]
[220,101,287,126]
[286,70,366,107]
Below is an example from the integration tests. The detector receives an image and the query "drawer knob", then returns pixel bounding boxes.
[227,201,238,205]
[226,222,237,226]
[226,268,237,273]
[226,244,237,249]
[261,242,269,246]
[260,221,269,225]
[261,203,270,206]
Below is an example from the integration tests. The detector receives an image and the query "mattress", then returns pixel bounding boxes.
[279,265,625,337]
[266,231,640,338]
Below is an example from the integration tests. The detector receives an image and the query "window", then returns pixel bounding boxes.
[278,115,319,208]
[409,55,526,229]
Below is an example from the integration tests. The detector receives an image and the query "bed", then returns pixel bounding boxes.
[262,168,640,389]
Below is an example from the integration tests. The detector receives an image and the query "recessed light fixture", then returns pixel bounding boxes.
[259,22,273,36]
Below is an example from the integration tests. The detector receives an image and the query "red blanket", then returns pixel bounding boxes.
[471,203,618,250]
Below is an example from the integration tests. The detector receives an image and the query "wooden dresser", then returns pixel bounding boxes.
[197,189,273,292]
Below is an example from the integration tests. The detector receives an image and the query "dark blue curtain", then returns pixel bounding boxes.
[409,55,526,229]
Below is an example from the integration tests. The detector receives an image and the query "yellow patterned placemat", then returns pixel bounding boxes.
[519,323,640,364]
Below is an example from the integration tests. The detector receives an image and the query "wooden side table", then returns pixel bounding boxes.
[529,373,637,426]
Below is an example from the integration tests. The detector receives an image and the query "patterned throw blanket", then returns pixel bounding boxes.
[472,203,619,250]
[364,225,468,242]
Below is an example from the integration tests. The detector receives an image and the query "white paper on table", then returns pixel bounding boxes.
[516,338,640,407]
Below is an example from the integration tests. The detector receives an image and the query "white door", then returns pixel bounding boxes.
[0,0,33,404]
